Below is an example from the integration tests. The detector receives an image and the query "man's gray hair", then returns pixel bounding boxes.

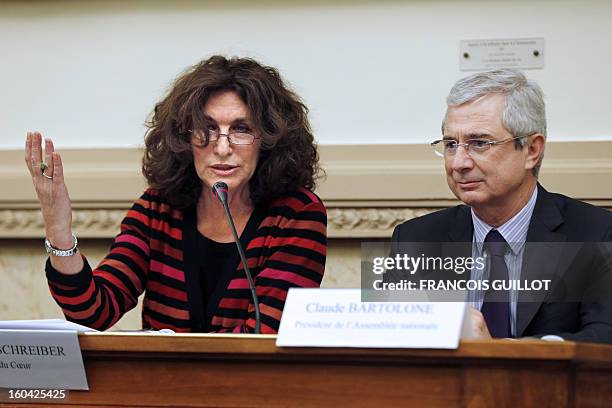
[443,68,546,176]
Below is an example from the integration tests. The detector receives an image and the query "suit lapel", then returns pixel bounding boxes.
[444,206,474,264]
[443,206,474,302]
[445,205,475,262]
[448,205,474,243]
[516,185,567,336]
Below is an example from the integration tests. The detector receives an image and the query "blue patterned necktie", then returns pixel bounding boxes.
[480,229,511,338]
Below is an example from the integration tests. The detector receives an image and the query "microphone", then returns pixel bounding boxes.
[212,181,261,334]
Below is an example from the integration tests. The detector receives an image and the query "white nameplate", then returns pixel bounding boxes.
[0,330,88,390]
[277,288,465,349]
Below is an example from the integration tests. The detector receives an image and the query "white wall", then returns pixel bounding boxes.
[1,0,611,149]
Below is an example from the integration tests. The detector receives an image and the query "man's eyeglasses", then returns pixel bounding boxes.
[430,135,531,158]
[190,129,260,146]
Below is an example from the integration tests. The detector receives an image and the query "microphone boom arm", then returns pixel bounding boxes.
[213,182,261,334]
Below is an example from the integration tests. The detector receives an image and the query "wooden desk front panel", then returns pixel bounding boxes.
[38,357,570,407]
[3,336,611,408]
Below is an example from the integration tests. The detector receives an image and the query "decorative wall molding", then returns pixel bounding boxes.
[3,205,610,240]
[0,207,438,239]
[0,209,124,238]
[327,207,439,238]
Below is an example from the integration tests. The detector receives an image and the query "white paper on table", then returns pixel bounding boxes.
[0,319,97,332]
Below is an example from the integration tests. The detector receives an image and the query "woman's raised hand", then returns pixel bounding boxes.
[25,131,74,249]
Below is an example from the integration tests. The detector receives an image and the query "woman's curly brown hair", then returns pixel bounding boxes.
[142,55,321,208]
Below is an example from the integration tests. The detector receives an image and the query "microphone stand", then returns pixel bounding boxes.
[213,182,261,334]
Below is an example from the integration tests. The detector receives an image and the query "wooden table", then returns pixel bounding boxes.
[4,333,612,407]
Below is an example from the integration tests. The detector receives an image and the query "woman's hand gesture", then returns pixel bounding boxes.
[24,131,74,249]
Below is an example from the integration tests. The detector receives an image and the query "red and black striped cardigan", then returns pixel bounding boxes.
[46,188,327,333]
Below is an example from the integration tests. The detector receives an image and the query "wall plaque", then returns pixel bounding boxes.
[460,37,544,71]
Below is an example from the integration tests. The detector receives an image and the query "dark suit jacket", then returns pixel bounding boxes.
[390,184,612,343]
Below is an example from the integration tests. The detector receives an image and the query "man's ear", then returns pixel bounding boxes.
[525,133,545,171]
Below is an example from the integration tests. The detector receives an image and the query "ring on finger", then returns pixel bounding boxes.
[40,163,53,179]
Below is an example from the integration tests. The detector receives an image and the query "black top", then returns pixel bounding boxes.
[193,205,267,332]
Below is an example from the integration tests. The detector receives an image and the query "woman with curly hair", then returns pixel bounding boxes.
[25,56,327,333]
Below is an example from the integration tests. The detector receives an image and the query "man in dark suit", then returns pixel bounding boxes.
[391,69,612,343]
